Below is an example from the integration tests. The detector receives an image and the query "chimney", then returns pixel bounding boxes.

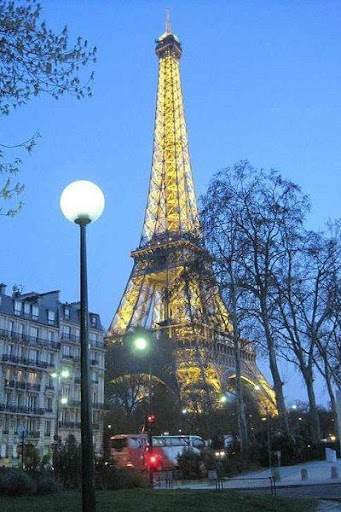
[0,283,6,295]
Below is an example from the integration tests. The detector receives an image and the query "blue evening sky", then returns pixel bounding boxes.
[2,0,341,406]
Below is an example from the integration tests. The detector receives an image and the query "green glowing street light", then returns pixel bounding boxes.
[51,368,71,437]
[134,337,148,351]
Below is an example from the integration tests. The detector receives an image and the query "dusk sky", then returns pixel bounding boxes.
[2,0,341,406]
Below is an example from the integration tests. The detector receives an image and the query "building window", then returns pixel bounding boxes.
[64,307,70,319]
[32,305,39,320]
[63,345,71,358]
[91,315,97,327]
[44,421,51,435]
[7,344,15,356]
[27,396,37,411]
[17,323,24,338]
[62,325,71,339]
[29,349,39,365]
[14,300,21,316]
[47,310,55,325]
[48,331,55,342]
[30,327,38,341]
[45,398,52,412]
[23,302,30,316]
[8,321,14,335]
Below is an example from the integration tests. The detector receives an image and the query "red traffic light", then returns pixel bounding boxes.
[146,452,161,470]
[147,414,156,424]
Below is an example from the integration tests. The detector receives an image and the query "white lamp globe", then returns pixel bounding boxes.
[134,337,148,351]
[60,180,105,224]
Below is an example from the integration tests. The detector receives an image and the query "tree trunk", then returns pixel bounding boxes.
[302,366,321,442]
[260,297,290,435]
[234,338,249,453]
[267,344,290,435]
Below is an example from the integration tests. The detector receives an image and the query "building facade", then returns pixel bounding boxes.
[0,283,105,464]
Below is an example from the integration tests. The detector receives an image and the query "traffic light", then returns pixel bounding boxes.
[146,451,161,471]
[147,414,156,426]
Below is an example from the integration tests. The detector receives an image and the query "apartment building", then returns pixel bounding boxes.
[0,283,105,464]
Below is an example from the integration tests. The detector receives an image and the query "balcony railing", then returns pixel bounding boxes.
[4,379,41,392]
[26,431,40,438]
[0,328,60,350]
[58,421,100,430]
[61,333,80,343]
[0,403,45,415]
[2,354,55,369]
[61,333,105,350]
[58,421,81,429]
[91,340,105,349]
[63,400,104,410]
[61,353,79,361]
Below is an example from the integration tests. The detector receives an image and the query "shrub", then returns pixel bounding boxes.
[24,444,40,470]
[95,460,148,490]
[0,468,35,496]
[53,435,81,489]
[32,470,58,494]
[177,448,205,479]
[0,468,58,496]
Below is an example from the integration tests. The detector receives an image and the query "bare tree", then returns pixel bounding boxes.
[201,201,250,451]
[273,231,323,440]
[201,161,309,436]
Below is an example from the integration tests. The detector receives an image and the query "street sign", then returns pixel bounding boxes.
[17,426,26,439]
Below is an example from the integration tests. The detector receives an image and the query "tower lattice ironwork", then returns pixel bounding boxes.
[107,20,275,412]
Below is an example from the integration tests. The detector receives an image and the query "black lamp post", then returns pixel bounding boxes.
[60,180,105,512]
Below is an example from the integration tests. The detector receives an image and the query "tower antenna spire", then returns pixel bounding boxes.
[165,7,171,34]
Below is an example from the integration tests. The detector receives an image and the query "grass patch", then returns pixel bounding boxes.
[0,489,317,512]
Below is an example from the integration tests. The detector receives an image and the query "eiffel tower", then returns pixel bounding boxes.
[107,17,275,412]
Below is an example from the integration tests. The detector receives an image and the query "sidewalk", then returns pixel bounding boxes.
[238,459,341,487]
[156,459,341,491]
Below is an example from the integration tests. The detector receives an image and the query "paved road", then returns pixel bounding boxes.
[318,501,341,512]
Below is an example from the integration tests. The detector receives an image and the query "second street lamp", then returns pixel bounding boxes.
[51,368,70,438]
[60,180,105,512]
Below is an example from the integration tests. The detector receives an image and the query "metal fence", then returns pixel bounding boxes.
[155,473,277,495]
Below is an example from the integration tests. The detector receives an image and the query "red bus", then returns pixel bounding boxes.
[109,434,205,471]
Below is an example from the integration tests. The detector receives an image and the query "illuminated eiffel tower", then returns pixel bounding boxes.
[107,17,275,412]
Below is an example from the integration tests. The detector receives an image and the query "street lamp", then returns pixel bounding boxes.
[51,368,71,437]
[132,334,155,488]
[134,337,148,351]
[132,335,152,409]
[60,180,105,512]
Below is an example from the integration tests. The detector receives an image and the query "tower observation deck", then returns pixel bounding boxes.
[107,19,275,412]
